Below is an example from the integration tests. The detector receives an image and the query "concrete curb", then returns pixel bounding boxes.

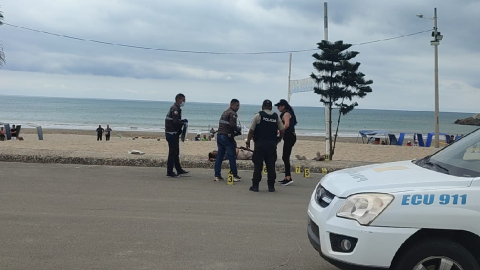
[0,154,373,174]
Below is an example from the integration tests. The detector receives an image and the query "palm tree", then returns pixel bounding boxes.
[310,40,372,160]
[0,8,5,68]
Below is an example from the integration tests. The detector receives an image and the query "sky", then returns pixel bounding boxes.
[0,0,479,113]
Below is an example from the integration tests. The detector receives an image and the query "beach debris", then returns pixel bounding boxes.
[128,150,145,155]
[295,155,307,160]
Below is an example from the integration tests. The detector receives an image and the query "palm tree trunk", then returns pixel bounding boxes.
[332,98,346,157]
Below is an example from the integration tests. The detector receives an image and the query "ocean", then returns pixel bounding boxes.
[1,95,478,137]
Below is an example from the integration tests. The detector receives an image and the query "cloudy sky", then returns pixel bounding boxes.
[0,0,479,113]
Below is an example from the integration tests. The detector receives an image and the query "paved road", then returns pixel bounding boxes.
[0,162,339,270]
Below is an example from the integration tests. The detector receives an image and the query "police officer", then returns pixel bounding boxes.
[214,99,242,181]
[246,99,285,192]
[165,93,189,177]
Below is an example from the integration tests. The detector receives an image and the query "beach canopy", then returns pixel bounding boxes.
[357,130,390,144]
[358,130,390,136]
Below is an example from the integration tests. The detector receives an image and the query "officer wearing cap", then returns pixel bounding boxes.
[214,99,242,181]
[246,99,285,192]
[164,93,189,177]
[275,99,298,186]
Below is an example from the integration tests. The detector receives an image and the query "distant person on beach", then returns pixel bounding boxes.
[96,125,104,141]
[11,125,17,141]
[210,128,216,139]
[214,99,242,182]
[164,93,189,177]
[275,99,297,186]
[201,134,209,141]
[105,125,112,141]
[450,135,455,144]
[0,127,5,141]
[246,99,285,192]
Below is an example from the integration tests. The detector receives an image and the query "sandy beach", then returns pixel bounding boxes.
[2,128,438,165]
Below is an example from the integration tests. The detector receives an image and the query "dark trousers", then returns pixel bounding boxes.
[166,132,182,174]
[97,134,102,141]
[252,140,277,186]
[106,134,110,141]
[282,132,297,177]
[214,134,237,177]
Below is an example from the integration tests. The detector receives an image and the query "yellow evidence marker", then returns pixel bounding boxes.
[263,166,268,174]
[227,172,234,185]
[304,168,311,178]
[321,168,328,174]
[295,166,301,174]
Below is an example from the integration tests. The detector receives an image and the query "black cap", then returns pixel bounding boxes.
[262,99,272,107]
[274,99,288,107]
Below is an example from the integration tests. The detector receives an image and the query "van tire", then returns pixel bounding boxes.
[392,238,480,270]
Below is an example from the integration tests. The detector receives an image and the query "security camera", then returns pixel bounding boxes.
[416,14,424,18]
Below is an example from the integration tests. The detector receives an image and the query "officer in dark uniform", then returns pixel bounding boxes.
[214,99,242,181]
[246,100,285,192]
[165,93,189,177]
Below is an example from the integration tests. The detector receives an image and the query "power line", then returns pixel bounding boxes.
[353,29,432,45]
[3,22,431,55]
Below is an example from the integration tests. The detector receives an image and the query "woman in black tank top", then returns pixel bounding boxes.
[275,99,297,186]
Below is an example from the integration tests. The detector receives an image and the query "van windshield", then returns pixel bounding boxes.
[420,129,480,177]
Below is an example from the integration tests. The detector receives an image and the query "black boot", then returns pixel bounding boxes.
[249,181,259,192]
[268,181,275,192]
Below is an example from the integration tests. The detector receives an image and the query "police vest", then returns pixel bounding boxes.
[254,111,278,142]
[280,110,296,134]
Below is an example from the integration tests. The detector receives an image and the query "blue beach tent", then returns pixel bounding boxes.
[425,132,450,147]
[416,134,425,147]
[388,134,398,145]
[397,132,413,146]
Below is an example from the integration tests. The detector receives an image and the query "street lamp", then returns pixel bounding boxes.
[417,8,443,148]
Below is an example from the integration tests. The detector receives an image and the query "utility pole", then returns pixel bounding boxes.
[324,2,331,159]
[433,7,440,148]
[417,8,442,148]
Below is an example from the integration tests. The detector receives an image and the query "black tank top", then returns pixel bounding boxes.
[280,110,296,134]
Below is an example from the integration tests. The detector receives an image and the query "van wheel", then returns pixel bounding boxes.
[392,238,479,270]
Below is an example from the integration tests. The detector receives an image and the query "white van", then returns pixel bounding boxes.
[308,129,480,270]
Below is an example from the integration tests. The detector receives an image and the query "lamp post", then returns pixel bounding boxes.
[417,8,443,148]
